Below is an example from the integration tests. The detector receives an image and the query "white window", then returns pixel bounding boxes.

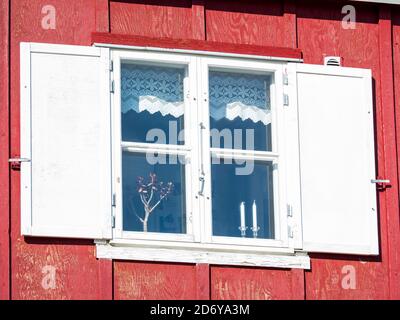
[19,42,379,269]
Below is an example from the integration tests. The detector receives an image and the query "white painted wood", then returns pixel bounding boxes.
[110,238,295,254]
[20,42,112,239]
[284,65,303,249]
[351,0,400,5]
[96,242,310,269]
[289,63,378,255]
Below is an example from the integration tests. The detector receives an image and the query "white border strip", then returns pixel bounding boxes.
[96,243,311,269]
[352,0,400,4]
[93,43,303,63]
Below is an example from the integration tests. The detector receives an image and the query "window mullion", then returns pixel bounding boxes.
[196,57,213,244]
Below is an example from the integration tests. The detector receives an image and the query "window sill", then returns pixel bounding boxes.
[95,240,310,269]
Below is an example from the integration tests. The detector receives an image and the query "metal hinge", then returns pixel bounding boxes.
[112,193,116,207]
[283,73,289,85]
[283,94,289,106]
[288,226,294,238]
[287,204,293,217]
[111,214,115,228]
[110,80,115,93]
[110,60,113,72]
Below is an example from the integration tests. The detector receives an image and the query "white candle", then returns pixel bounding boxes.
[252,200,257,231]
[240,202,245,230]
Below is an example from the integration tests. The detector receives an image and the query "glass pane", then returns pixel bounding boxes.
[209,70,272,151]
[122,152,186,234]
[211,158,275,239]
[121,63,185,145]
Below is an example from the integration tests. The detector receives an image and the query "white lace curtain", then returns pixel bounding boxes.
[121,64,272,125]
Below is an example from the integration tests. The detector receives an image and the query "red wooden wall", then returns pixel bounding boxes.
[1,0,400,300]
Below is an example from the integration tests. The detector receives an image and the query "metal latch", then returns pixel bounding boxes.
[198,176,205,196]
[371,177,391,191]
[8,157,31,170]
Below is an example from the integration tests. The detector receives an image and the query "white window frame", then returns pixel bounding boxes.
[112,50,200,243]
[106,48,306,268]
[198,57,289,249]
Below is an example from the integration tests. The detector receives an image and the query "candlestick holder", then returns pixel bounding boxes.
[251,226,260,238]
[238,226,248,237]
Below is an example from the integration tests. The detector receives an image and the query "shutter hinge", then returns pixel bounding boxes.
[287,204,293,217]
[288,226,294,238]
[110,80,115,93]
[283,94,289,106]
[111,214,115,228]
[283,73,289,85]
[110,60,113,72]
[111,193,116,228]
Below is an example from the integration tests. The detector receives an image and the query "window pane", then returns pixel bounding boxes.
[122,152,186,234]
[211,158,275,239]
[121,63,185,145]
[209,70,272,151]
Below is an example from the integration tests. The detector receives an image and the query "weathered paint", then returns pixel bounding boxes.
[210,266,300,300]
[1,0,400,300]
[114,261,197,300]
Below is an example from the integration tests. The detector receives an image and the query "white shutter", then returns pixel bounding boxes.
[288,63,379,255]
[20,43,112,239]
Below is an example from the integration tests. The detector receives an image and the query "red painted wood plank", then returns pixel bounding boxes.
[210,266,298,300]
[378,6,400,300]
[291,269,305,300]
[283,0,297,48]
[95,0,109,32]
[9,0,106,300]
[195,263,210,300]
[98,258,113,300]
[205,0,288,48]
[92,32,302,59]
[110,0,193,39]
[191,0,205,40]
[305,255,388,300]
[114,261,197,300]
[0,0,10,301]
